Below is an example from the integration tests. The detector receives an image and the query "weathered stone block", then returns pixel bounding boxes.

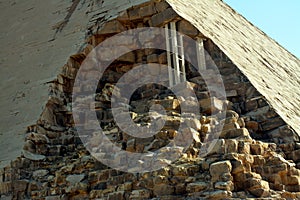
[224,113,238,124]
[210,160,232,182]
[291,149,300,162]
[32,170,49,180]
[206,139,225,156]
[221,172,233,182]
[147,54,158,63]
[237,118,245,128]
[66,174,85,185]
[150,8,179,27]
[246,178,269,197]
[155,1,170,12]
[23,140,36,154]
[158,52,167,64]
[26,132,49,144]
[130,189,151,199]
[118,182,132,191]
[245,98,258,112]
[253,155,266,166]
[117,52,136,63]
[183,118,201,131]
[214,181,234,191]
[153,184,174,196]
[265,163,287,174]
[285,184,300,192]
[222,128,250,139]
[153,176,169,185]
[140,3,157,17]
[177,20,198,37]
[286,175,300,186]
[199,97,224,115]
[22,150,46,161]
[152,99,179,112]
[128,6,141,20]
[225,139,238,153]
[261,117,285,131]
[238,140,251,154]
[65,182,88,194]
[97,20,126,35]
[175,183,186,194]
[268,125,299,143]
[231,159,245,174]
[222,122,240,132]
[245,121,259,132]
[204,190,232,199]
[226,90,238,97]
[250,143,264,155]
[186,182,208,193]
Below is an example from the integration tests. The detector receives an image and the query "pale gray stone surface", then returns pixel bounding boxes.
[0,0,148,169]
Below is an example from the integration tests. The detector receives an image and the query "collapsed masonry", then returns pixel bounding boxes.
[1,0,300,199]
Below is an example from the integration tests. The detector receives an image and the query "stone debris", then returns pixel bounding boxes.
[1,0,300,199]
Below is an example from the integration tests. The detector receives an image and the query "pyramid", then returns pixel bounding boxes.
[0,0,300,199]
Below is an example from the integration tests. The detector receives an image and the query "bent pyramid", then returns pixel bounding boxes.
[0,0,300,199]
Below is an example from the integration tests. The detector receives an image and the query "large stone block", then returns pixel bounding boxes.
[238,140,251,154]
[33,170,49,180]
[285,184,300,192]
[222,122,240,132]
[291,149,300,162]
[154,1,170,12]
[204,190,232,199]
[117,52,136,63]
[245,121,259,132]
[261,117,285,131]
[130,189,151,199]
[22,150,46,161]
[210,160,232,182]
[246,178,270,197]
[25,133,49,144]
[177,20,199,37]
[140,3,157,17]
[153,184,174,196]
[285,175,300,186]
[153,99,180,111]
[214,181,234,191]
[268,125,299,143]
[244,98,258,112]
[66,174,85,185]
[97,20,126,35]
[183,118,201,131]
[150,8,179,27]
[186,182,208,193]
[231,159,245,175]
[250,143,265,155]
[225,139,238,154]
[206,139,225,156]
[221,128,250,139]
[199,97,224,115]
[253,155,266,166]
